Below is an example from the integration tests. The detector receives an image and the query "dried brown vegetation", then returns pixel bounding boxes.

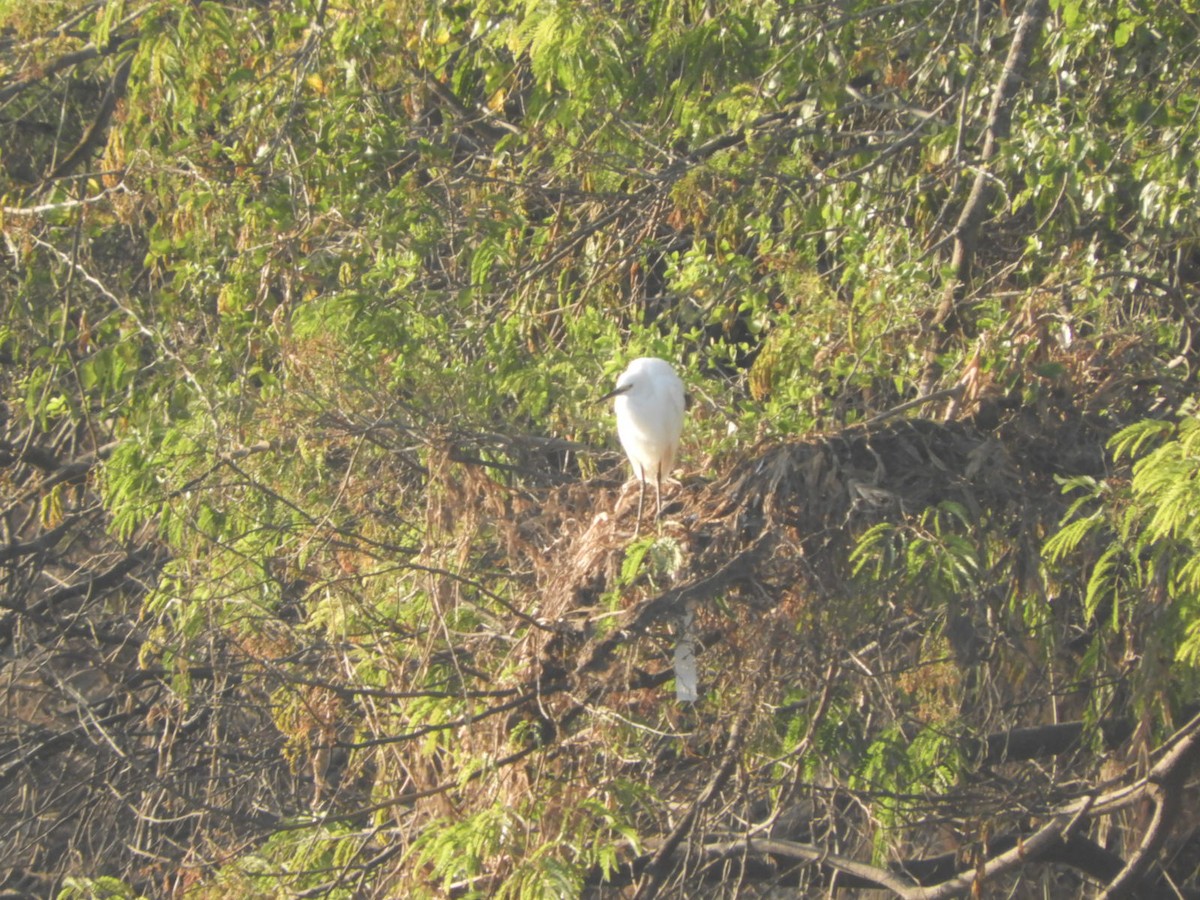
[6,0,1200,896]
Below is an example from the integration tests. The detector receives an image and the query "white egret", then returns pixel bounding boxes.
[598,357,685,536]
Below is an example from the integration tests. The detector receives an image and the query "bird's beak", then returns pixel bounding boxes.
[595,384,630,404]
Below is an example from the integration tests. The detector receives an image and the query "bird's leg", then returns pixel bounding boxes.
[633,469,646,539]
[655,461,663,528]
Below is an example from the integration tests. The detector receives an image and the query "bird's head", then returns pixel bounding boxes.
[597,373,633,404]
[597,357,674,404]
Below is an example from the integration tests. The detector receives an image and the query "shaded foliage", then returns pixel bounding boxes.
[4,0,1200,897]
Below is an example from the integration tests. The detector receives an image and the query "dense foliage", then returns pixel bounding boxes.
[4,0,1200,896]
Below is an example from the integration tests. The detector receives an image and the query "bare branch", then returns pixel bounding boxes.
[633,712,749,898]
[1098,721,1200,898]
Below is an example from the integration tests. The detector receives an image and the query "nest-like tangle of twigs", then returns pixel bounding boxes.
[522,417,1051,688]
[474,414,1116,893]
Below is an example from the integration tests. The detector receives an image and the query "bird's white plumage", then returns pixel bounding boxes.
[611,357,685,485]
[603,357,685,534]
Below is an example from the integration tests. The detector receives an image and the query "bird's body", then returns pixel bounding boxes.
[600,357,685,535]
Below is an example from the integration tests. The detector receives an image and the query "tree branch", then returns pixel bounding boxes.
[933,0,1050,331]
[47,53,133,181]
[1098,721,1200,899]
[0,1,146,106]
[633,712,749,898]
[919,0,1052,400]
[574,536,768,677]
